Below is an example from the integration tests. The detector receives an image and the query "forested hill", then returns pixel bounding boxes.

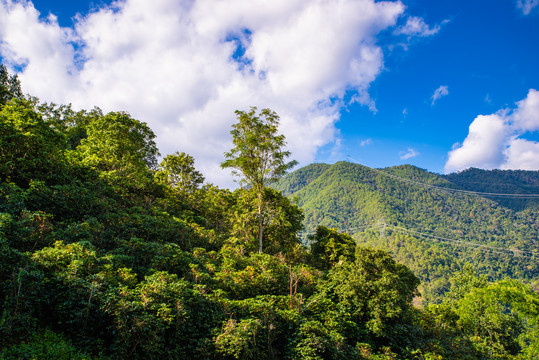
[275,161,539,301]
[275,161,539,234]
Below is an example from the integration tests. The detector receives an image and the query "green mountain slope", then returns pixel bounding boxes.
[275,161,539,302]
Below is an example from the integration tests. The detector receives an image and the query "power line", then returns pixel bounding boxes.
[298,221,377,237]
[386,225,537,260]
[302,220,538,261]
[365,165,539,198]
[293,163,538,261]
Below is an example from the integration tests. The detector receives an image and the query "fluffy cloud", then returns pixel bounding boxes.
[0,0,431,187]
[399,148,419,160]
[512,88,539,132]
[431,85,449,105]
[445,89,539,173]
[503,138,539,169]
[444,114,508,171]
[516,0,539,15]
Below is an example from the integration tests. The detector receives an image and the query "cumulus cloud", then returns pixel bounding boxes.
[445,89,539,173]
[0,0,427,187]
[516,0,539,15]
[399,148,419,160]
[444,114,508,171]
[431,85,449,105]
[503,138,539,169]
[512,88,539,132]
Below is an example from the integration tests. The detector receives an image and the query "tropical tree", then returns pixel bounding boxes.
[76,111,159,190]
[156,151,204,192]
[428,273,539,359]
[308,226,356,270]
[320,247,420,339]
[0,64,23,107]
[221,107,297,253]
[0,99,65,185]
[228,187,304,254]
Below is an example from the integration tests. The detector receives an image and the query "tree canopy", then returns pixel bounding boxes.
[156,151,204,192]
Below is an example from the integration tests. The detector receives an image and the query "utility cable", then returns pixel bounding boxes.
[300,220,537,260]
[385,224,537,259]
[365,165,539,198]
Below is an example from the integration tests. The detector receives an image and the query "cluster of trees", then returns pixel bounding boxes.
[1,65,539,359]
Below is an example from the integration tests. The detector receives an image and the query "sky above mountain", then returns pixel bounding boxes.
[1,0,538,187]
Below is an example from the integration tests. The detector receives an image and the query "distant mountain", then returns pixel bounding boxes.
[275,161,539,303]
[445,167,539,211]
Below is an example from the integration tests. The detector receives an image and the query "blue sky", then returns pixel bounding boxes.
[1,0,538,186]
[325,0,539,172]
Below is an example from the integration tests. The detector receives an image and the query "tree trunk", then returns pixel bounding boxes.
[258,191,263,253]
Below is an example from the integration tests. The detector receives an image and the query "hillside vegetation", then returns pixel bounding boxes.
[274,161,539,302]
[1,66,539,359]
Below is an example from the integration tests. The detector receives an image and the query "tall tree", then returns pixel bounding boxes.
[229,187,303,254]
[0,64,23,107]
[221,107,297,253]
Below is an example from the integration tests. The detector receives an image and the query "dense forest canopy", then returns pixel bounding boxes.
[1,66,538,359]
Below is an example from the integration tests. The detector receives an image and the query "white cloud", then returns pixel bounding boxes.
[512,88,539,132]
[445,89,539,173]
[516,0,539,15]
[503,138,539,169]
[0,0,421,187]
[393,16,441,37]
[431,85,449,105]
[360,138,373,147]
[399,148,419,160]
[444,113,508,171]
